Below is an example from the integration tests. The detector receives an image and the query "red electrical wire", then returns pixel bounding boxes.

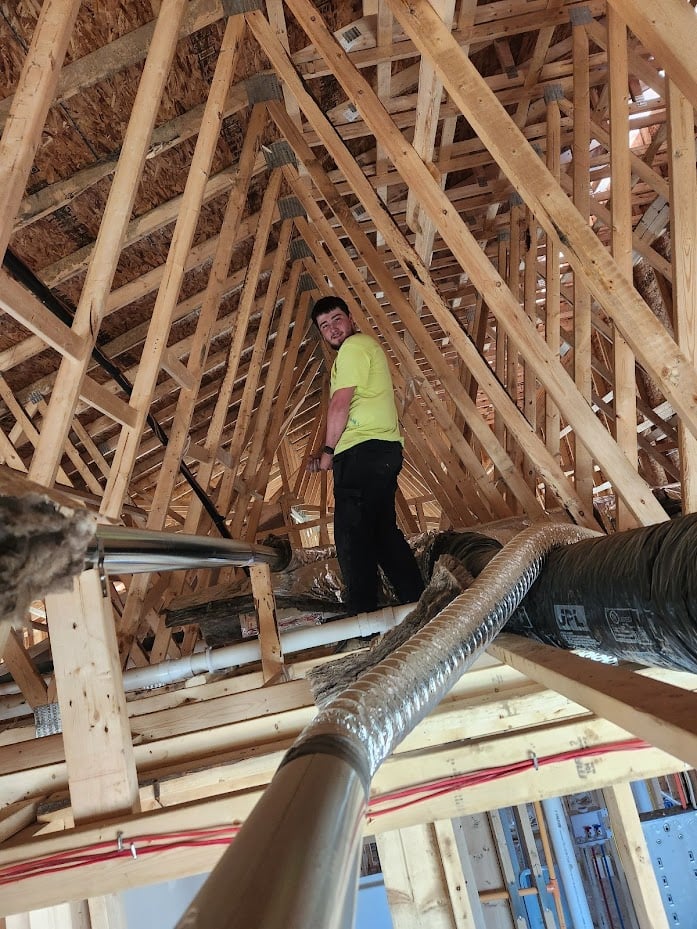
[367,737,649,818]
[0,737,649,886]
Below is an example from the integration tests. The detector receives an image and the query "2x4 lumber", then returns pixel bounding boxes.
[608,7,639,531]
[404,0,455,233]
[218,219,293,523]
[267,102,561,522]
[545,92,562,505]
[100,13,247,523]
[1,713,685,916]
[0,0,81,262]
[178,165,283,542]
[0,800,38,845]
[489,633,697,770]
[294,205,507,521]
[404,0,459,328]
[78,377,138,430]
[44,569,140,823]
[260,21,596,527]
[2,629,49,709]
[603,782,671,929]
[364,0,674,524]
[249,564,284,682]
[376,821,471,929]
[86,895,127,929]
[0,271,82,361]
[607,0,697,113]
[667,80,697,514]
[0,0,226,134]
[28,0,188,489]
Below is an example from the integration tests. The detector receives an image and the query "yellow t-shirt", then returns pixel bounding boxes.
[330,333,403,455]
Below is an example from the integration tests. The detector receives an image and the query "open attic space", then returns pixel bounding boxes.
[2,0,697,926]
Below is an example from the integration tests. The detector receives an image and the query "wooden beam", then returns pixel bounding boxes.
[489,634,697,769]
[78,377,138,430]
[571,16,594,513]
[0,0,81,262]
[100,13,247,522]
[0,271,82,361]
[667,79,697,514]
[603,782,670,929]
[249,563,284,682]
[44,568,140,822]
[608,7,638,531]
[2,629,49,709]
[377,822,468,929]
[29,0,188,488]
[606,0,697,112]
[380,0,697,472]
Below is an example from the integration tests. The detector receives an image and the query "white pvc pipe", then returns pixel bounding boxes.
[630,779,654,814]
[122,602,414,692]
[542,796,595,929]
[0,603,416,717]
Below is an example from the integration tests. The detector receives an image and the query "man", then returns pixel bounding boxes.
[307,295,425,615]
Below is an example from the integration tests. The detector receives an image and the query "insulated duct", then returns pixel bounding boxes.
[504,513,697,673]
[174,523,596,929]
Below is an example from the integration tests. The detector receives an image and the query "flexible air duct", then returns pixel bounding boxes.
[174,523,596,929]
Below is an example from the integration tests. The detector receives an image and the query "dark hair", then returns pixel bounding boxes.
[311,295,350,326]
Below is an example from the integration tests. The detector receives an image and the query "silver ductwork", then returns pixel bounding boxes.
[85,525,284,575]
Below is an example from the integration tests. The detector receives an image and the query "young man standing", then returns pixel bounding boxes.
[307,296,425,615]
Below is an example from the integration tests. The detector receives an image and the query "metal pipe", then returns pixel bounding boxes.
[542,797,595,929]
[175,752,367,929]
[85,525,283,574]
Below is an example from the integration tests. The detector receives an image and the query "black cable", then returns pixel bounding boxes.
[3,249,232,538]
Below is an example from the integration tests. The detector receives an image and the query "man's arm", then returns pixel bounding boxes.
[307,386,355,472]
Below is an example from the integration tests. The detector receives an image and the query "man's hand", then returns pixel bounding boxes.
[307,450,334,472]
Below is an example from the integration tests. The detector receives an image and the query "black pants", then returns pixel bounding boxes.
[332,440,425,614]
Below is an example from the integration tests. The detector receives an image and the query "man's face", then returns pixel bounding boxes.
[316,308,354,350]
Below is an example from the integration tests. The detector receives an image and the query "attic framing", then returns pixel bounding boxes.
[1,0,697,925]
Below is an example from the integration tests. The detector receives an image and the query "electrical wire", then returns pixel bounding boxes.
[367,738,650,819]
[0,737,650,886]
